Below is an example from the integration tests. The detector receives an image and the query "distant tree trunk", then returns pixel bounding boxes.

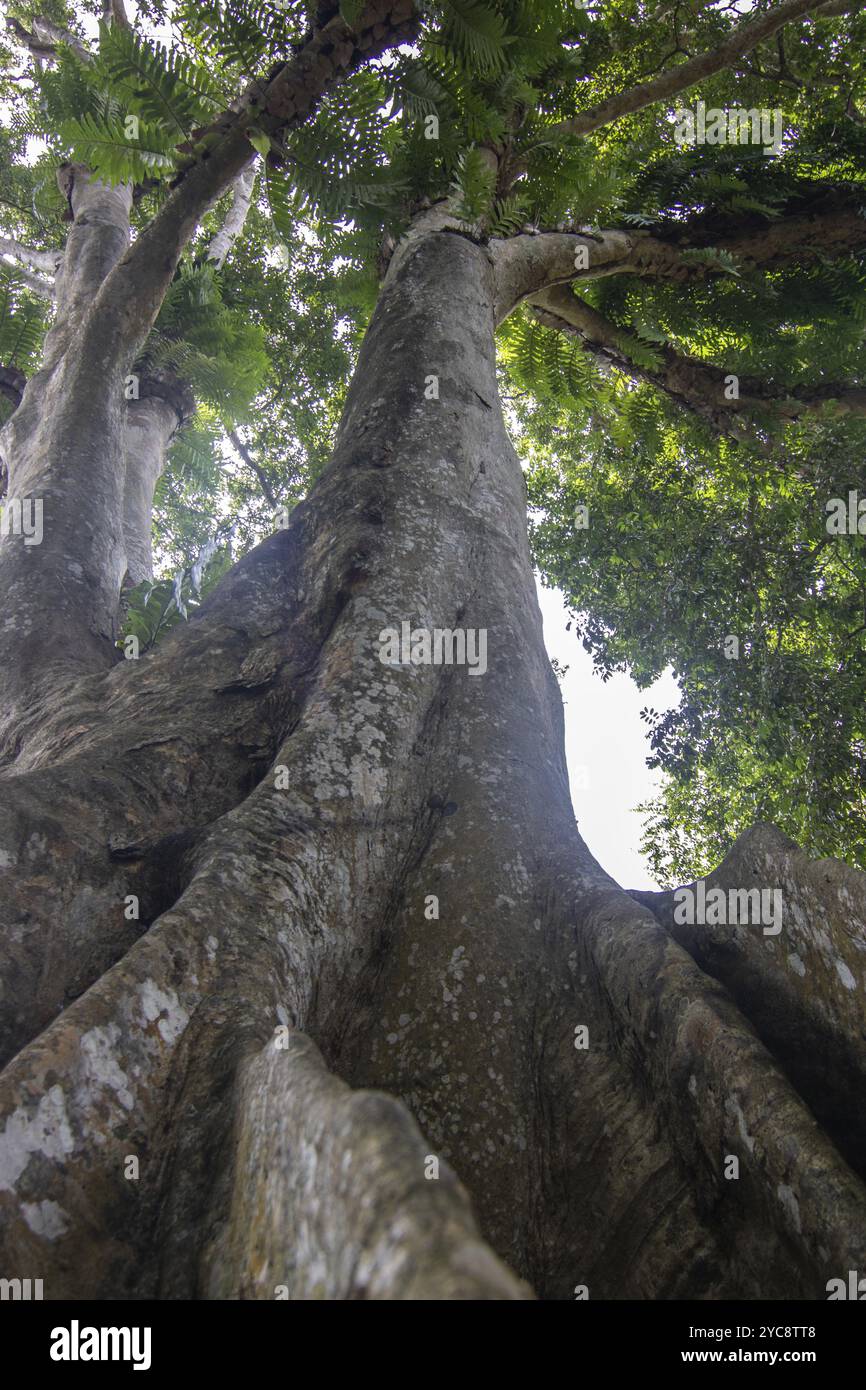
[2,208,866,1301]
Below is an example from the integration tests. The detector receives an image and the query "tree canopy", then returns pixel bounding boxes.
[2,0,865,882]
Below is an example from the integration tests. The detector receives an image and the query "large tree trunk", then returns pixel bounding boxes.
[1,216,866,1300]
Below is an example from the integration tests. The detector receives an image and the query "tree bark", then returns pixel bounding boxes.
[1,216,865,1301]
[0,170,135,750]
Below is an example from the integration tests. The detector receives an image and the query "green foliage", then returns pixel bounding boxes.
[0,266,48,426]
[677,247,741,278]
[176,0,299,83]
[58,111,176,181]
[97,20,224,134]
[30,21,226,183]
[500,312,600,406]
[450,145,496,228]
[434,0,514,75]
[521,398,866,881]
[140,261,269,423]
[120,542,233,653]
[0,267,47,370]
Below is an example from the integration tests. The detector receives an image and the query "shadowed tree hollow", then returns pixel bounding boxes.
[1,0,866,1300]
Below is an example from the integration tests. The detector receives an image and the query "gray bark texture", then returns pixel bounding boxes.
[1,191,865,1301]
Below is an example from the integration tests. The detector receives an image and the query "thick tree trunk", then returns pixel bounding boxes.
[1,219,865,1300]
[0,172,134,748]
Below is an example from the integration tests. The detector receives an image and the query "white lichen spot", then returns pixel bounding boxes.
[79,1024,134,1110]
[787,952,807,978]
[835,958,857,991]
[138,981,189,1045]
[0,1085,74,1192]
[21,1199,69,1240]
[449,947,467,982]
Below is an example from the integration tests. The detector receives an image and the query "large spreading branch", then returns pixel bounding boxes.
[75,0,417,369]
[529,281,866,441]
[492,191,866,319]
[522,0,861,160]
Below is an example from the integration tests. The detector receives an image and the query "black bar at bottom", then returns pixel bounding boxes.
[1,1297,861,1375]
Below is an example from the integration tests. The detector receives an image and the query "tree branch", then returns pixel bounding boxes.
[0,234,62,276]
[228,427,277,508]
[206,167,257,270]
[492,192,866,320]
[0,258,54,299]
[531,0,857,153]
[528,282,866,440]
[6,15,91,65]
[78,0,418,367]
[647,187,866,268]
[101,0,132,30]
[492,229,636,322]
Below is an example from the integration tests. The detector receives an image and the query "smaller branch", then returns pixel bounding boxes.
[102,0,132,30]
[810,0,862,13]
[206,167,257,270]
[82,0,419,367]
[228,428,277,508]
[491,229,636,322]
[0,257,54,299]
[6,16,91,65]
[0,235,62,276]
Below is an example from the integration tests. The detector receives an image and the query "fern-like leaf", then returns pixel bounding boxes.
[98,21,224,136]
[60,112,176,182]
